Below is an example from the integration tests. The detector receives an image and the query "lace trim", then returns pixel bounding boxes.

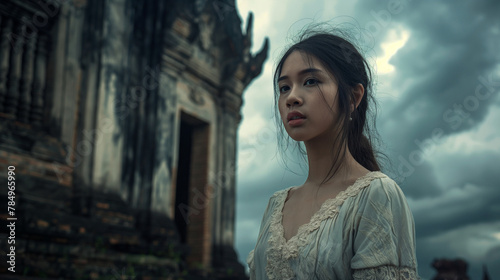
[353,265,420,280]
[266,171,386,280]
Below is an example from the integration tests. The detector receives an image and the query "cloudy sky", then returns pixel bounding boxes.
[232,0,500,279]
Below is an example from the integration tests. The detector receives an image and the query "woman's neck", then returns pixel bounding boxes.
[303,136,369,188]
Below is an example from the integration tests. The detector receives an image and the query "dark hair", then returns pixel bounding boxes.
[273,30,382,185]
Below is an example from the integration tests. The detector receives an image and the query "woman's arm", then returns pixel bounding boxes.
[351,177,420,280]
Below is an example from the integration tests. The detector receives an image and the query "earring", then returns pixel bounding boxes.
[349,116,352,121]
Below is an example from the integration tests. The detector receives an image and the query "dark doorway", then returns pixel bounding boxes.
[174,117,193,244]
[174,111,210,267]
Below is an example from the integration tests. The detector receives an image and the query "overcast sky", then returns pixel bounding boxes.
[232,0,500,279]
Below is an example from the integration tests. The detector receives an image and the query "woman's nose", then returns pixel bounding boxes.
[286,89,303,107]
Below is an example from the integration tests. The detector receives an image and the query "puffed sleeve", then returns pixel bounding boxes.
[350,177,419,280]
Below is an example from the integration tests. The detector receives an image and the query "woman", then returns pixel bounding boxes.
[246,30,420,279]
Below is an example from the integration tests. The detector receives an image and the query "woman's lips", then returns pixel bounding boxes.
[288,117,306,127]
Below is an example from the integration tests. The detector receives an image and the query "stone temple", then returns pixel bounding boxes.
[0,0,268,278]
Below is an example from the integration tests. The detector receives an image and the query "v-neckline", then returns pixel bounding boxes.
[264,171,386,279]
[278,171,378,245]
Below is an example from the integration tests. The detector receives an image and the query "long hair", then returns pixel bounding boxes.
[274,30,382,185]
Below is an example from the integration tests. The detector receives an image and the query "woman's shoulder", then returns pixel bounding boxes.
[366,172,405,196]
[351,172,415,228]
[359,171,412,210]
[268,185,295,201]
[260,186,295,212]
[345,171,395,197]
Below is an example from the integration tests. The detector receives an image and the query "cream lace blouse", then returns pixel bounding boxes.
[246,171,420,279]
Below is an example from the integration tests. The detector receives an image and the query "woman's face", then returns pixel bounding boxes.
[278,51,340,142]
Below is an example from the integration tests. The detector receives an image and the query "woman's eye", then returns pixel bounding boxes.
[304,78,318,86]
[279,85,290,93]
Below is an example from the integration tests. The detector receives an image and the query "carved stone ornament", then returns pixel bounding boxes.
[189,86,205,105]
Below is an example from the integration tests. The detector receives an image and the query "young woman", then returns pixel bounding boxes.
[246,31,420,279]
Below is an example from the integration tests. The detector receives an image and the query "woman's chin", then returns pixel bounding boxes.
[287,133,309,142]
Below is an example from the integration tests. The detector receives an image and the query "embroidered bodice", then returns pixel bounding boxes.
[247,171,420,280]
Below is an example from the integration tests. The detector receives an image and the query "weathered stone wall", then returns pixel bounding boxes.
[0,0,267,279]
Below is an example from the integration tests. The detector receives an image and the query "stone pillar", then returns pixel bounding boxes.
[150,71,177,219]
[221,110,238,248]
[0,17,12,112]
[30,34,48,126]
[212,88,245,275]
[90,0,131,193]
[18,31,37,122]
[5,18,25,118]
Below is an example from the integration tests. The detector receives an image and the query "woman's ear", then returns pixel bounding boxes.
[350,83,365,113]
